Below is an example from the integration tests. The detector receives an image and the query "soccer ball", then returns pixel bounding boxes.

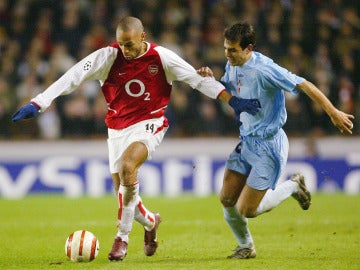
[65,230,99,262]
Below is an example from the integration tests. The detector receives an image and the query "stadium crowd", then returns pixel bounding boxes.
[0,0,359,139]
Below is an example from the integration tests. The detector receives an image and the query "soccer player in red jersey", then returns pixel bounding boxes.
[12,16,261,261]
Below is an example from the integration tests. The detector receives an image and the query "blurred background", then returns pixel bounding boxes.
[0,0,360,198]
[0,0,359,140]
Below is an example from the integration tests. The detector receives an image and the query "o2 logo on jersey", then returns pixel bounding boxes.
[125,79,150,100]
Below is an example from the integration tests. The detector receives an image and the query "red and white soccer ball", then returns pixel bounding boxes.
[65,230,99,262]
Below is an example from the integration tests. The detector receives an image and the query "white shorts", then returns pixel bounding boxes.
[107,117,168,173]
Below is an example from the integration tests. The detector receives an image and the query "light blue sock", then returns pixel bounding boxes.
[223,206,254,248]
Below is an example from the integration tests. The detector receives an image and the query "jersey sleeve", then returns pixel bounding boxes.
[31,46,118,112]
[154,46,225,99]
[260,62,305,95]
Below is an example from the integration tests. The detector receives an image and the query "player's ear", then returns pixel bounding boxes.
[141,32,146,41]
[247,44,254,52]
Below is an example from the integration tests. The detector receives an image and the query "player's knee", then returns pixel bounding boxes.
[219,195,237,207]
[119,161,137,183]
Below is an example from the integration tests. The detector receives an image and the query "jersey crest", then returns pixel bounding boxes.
[148,65,159,75]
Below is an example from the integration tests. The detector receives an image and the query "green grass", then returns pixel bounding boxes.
[1,193,360,270]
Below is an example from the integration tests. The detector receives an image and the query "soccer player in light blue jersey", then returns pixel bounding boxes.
[198,22,354,259]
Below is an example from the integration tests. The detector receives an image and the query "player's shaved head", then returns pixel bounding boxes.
[117,16,144,33]
[116,16,147,60]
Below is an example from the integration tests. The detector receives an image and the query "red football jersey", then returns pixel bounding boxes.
[102,43,171,129]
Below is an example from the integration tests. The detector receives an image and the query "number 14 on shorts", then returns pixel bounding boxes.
[145,123,155,133]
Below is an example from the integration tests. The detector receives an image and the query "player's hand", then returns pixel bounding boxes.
[229,96,261,116]
[330,109,355,135]
[12,102,40,122]
[197,66,214,77]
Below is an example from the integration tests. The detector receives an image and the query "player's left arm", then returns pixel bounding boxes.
[296,80,355,134]
[12,47,116,122]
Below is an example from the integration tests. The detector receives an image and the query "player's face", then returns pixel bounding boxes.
[224,39,252,66]
[116,29,146,60]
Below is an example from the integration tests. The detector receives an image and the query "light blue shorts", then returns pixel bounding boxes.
[226,129,289,190]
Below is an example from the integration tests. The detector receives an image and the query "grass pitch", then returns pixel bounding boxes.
[1,193,359,270]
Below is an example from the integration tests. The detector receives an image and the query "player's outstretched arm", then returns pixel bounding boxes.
[198,67,261,116]
[296,80,355,134]
[12,102,40,122]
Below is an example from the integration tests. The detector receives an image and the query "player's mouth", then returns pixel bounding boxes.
[227,58,236,65]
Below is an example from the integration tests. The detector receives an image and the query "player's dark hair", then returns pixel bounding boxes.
[224,22,256,49]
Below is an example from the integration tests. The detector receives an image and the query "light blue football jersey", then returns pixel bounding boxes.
[221,51,305,138]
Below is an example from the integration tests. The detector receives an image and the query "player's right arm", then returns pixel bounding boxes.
[12,47,118,122]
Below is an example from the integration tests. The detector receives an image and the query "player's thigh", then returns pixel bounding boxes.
[111,142,147,188]
[220,168,247,207]
[120,141,148,166]
[237,184,267,217]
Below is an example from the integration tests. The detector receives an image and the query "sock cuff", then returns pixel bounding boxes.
[119,182,139,207]
[223,206,239,217]
[120,181,139,187]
